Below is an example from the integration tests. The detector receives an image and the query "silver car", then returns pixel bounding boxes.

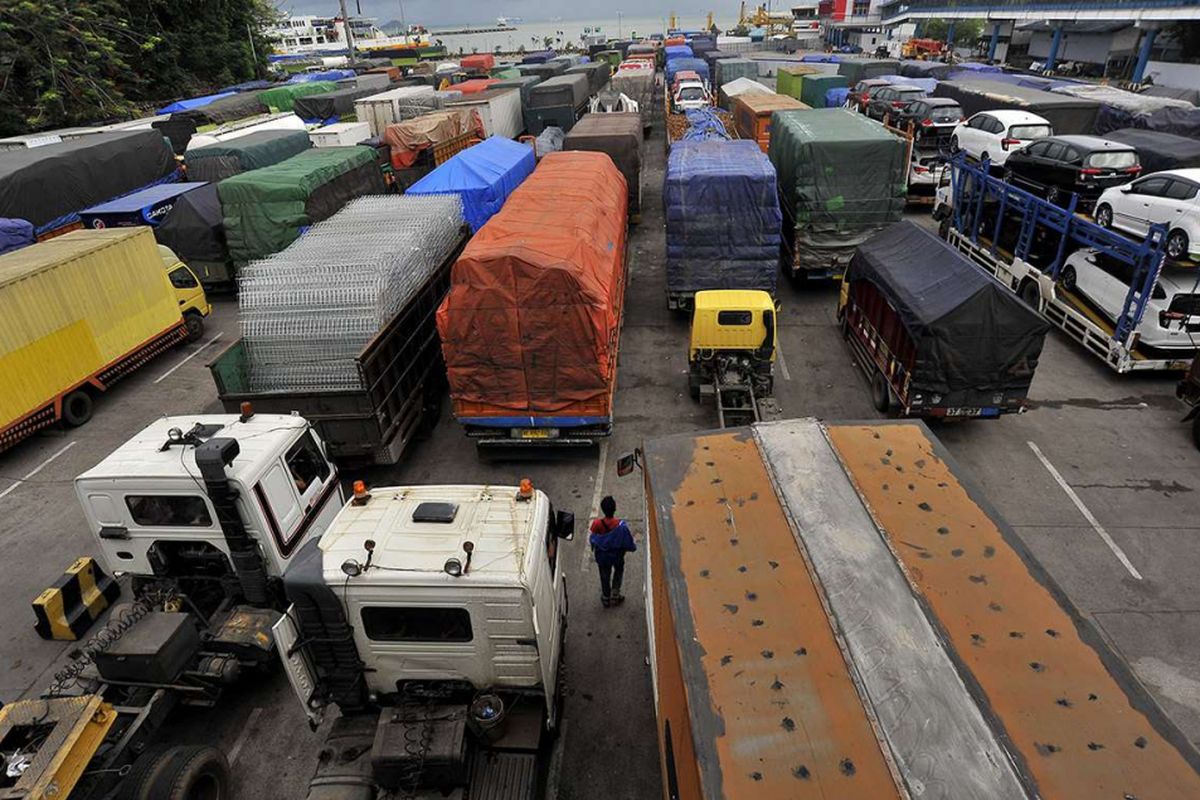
[1060,248,1200,349]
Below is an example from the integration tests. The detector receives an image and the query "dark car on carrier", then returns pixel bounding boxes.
[867,85,927,122]
[895,97,963,147]
[1003,135,1142,210]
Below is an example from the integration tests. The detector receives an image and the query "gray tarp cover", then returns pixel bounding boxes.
[1103,128,1200,173]
[294,85,388,121]
[155,183,229,265]
[177,92,269,126]
[838,59,901,83]
[529,75,590,109]
[769,109,906,265]
[0,130,176,229]
[491,76,543,105]
[565,62,611,95]
[185,130,312,182]
[846,220,1049,395]
[665,140,781,296]
[518,63,566,81]
[933,79,1100,134]
[1142,85,1200,106]
[563,113,643,211]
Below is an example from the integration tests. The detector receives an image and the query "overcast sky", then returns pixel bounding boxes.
[277,0,713,26]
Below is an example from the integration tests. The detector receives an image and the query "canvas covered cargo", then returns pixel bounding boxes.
[444,88,523,139]
[491,76,543,106]
[460,53,496,71]
[175,91,270,126]
[158,91,235,115]
[455,78,500,95]
[185,129,312,182]
[293,85,383,123]
[899,59,954,79]
[664,140,781,304]
[1103,128,1200,173]
[714,58,757,88]
[154,184,231,285]
[933,78,1100,134]
[521,50,556,64]
[406,136,536,231]
[845,221,1049,404]
[733,92,807,151]
[666,58,710,88]
[0,228,185,442]
[218,146,386,263]
[0,218,33,255]
[838,58,901,83]
[437,151,628,441]
[611,70,655,118]
[78,182,208,229]
[338,73,391,92]
[770,108,906,277]
[720,77,772,110]
[0,131,177,234]
[563,113,643,215]
[355,86,437,136]
[565,62,612,95]
[184,112,308,152]
[517,63,565,82]
[774,64,821,100]
[383,110,477,168]
[800,74,849,108]
[259,81,338,112]
[528,74,590,110]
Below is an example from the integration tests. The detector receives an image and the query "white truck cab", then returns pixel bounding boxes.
[75,411,343,608]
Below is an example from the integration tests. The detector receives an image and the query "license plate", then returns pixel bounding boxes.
[515,428,558,439]
[944,407,985,417]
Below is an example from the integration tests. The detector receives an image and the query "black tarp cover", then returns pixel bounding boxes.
[933,78,1100,134]
[177,92,269,126]
[1142,85,1200,106]
[186,130,312,182]
[293,85,386,122]
[155,183,229,266]
[0,130,176,230]
[529,75,589,109]
[1103,128,1200,173]
[845,221,1049,395]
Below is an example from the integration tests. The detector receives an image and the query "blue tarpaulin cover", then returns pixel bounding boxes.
[802,54,839,63]
[877,74,938,93]
[0,218,34,255]
[826,87,850,108]
[222,79,275,93]
[953,62,1001,73]
[522,50,557,64]
[406,137,536,231]
[286,69,355,84]
[664,140,781,297]
[680,108,731,142]
[158,91,236,114]
[665,45,695,61]
[666,57,709,87]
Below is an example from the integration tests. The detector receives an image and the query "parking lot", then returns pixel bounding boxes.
[2,119,1200,799]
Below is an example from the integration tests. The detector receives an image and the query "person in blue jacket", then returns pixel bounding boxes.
[589,495,637,607]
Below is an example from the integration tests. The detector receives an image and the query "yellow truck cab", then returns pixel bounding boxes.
[158,243,210,341]
[689,290,777,361]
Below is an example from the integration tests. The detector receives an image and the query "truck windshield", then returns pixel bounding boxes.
[679,87,705,101]
[362,607,474,642]
[286,431,330,494]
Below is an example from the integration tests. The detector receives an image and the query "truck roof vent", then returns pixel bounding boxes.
[413,502,459,524]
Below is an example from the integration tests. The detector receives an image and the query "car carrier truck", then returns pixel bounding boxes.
[628,418,1200,799]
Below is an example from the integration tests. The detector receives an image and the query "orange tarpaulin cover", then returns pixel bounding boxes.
[383,110,476,168]
[437,151,628,420]
[455,78,499,95]
[460,54,496,71]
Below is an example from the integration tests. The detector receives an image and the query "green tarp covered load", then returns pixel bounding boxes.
[259,81,338,112]
[218,146,386,265]
[769,108,906,278]
[800,74,849,108]
[185,130,312,182]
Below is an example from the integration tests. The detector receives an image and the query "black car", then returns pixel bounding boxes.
[1003,135,1142,209]
[866,85,927,121]
[895,97,963,147]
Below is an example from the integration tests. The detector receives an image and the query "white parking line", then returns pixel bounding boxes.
[580,439,609,573]
[776,340,791,382]
[0,441,77,501]
[153,333,223,384]
[1027,441,1143,581]
[227,707,263,764]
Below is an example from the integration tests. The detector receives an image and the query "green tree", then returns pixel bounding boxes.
[921,18,985,47]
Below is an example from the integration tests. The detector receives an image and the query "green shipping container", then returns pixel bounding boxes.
[768,108,907,275]
[800,74,849,108]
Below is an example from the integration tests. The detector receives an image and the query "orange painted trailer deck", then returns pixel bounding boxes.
[641,419,1200,800]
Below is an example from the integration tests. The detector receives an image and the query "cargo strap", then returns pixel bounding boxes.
[32,557,121,640]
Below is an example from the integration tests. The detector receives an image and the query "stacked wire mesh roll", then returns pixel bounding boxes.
[237,194,464,392]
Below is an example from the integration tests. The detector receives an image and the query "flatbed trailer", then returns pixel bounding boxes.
[637,418,1200,799]
[945,155,1195,372]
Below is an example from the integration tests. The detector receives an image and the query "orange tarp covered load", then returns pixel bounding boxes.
[383,110,477,168]
[437,151,628,426]
[460,54,496,72]
[455,78,499,95]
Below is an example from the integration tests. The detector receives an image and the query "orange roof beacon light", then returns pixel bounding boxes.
[352,480,372,506]
[239,401,254,421]
[516,478,534,501]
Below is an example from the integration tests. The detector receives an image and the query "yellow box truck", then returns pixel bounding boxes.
[0,227,209,451]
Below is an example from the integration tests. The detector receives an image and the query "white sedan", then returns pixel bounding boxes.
[950,109,1053,168]
[1095,168,1200,261]
[1060,248,1200,350]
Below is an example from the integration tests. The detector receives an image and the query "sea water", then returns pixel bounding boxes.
[429,15,717,56]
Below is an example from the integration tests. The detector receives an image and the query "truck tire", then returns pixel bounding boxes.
[119,745,184,800]
[1019,280,1041,309]
[62,390,94,427]
[158,745,231,800]
[184,312,205,343]
[871,371,892,414]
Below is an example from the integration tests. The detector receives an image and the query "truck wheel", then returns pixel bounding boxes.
[870,371,892,414]
[159,746,231,800]
[62,390,94,427]
[184,313,205,343]
[1019,280,1041,309]
[119,745,183,800]
[938,214,951,240]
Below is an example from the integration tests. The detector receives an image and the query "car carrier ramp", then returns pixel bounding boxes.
[642,418,1200,799]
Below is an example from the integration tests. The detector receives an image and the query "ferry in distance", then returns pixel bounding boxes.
[497,16,523,27]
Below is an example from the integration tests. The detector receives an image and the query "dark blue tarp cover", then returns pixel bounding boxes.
[664,140,781,297]
[665,45,695,61]
[406,136,536,231]
[666,57,709,87]
[287,69,355,84]
[0,218,34,255]
[522,50,556,64]
[222,79,275,93]
[826,87,850,108]
[158,91,236,114]
[680,108,731,142]
[953,62,1001,73]
[802,54,839,63]
[877,74,938,93]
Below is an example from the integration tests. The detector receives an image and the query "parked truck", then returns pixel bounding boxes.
[0,228,210,452]
[276,479,576,799]
[839,220,1050,418]
[629,417,1200,799]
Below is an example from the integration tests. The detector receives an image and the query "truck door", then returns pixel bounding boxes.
[531,502,565,723]
[253,430,337,565]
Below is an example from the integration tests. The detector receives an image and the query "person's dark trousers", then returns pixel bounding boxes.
[597,556,626,604]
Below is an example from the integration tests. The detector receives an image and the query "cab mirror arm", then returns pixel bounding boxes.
[616,448,644,477]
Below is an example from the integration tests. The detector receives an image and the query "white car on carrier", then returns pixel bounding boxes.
[950,109,1053,168]
[1095,168,1200,262]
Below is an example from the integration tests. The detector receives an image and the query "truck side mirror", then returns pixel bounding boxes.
[554,510,575,540]
[616,449,642,477]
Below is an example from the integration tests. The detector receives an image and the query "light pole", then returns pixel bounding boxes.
[398,0,407,41]
[618,11,623,39]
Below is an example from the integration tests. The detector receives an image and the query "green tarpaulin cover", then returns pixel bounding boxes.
[768,108,906,270]
[218,146,384,264]
[800,74,848,108]
[259,81,337,112]
[185,130,312,182]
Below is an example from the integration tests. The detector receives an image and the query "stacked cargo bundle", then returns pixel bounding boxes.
[407,137,536,231]
[185,130,312,182]
[437,151,628,438]
[218,146,387,264]
[238,194,465,392]
[563,113,643,218]
[770,108,906,278]
[664,140,781,308]
[714,58,757,89]
[518,63,565,82]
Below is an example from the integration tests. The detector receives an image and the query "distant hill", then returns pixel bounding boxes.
[379,19,404,34]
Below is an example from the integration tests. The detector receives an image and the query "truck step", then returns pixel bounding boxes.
[466,751,537,800]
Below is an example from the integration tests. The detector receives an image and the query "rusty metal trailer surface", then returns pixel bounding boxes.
[641,418,1200,800]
